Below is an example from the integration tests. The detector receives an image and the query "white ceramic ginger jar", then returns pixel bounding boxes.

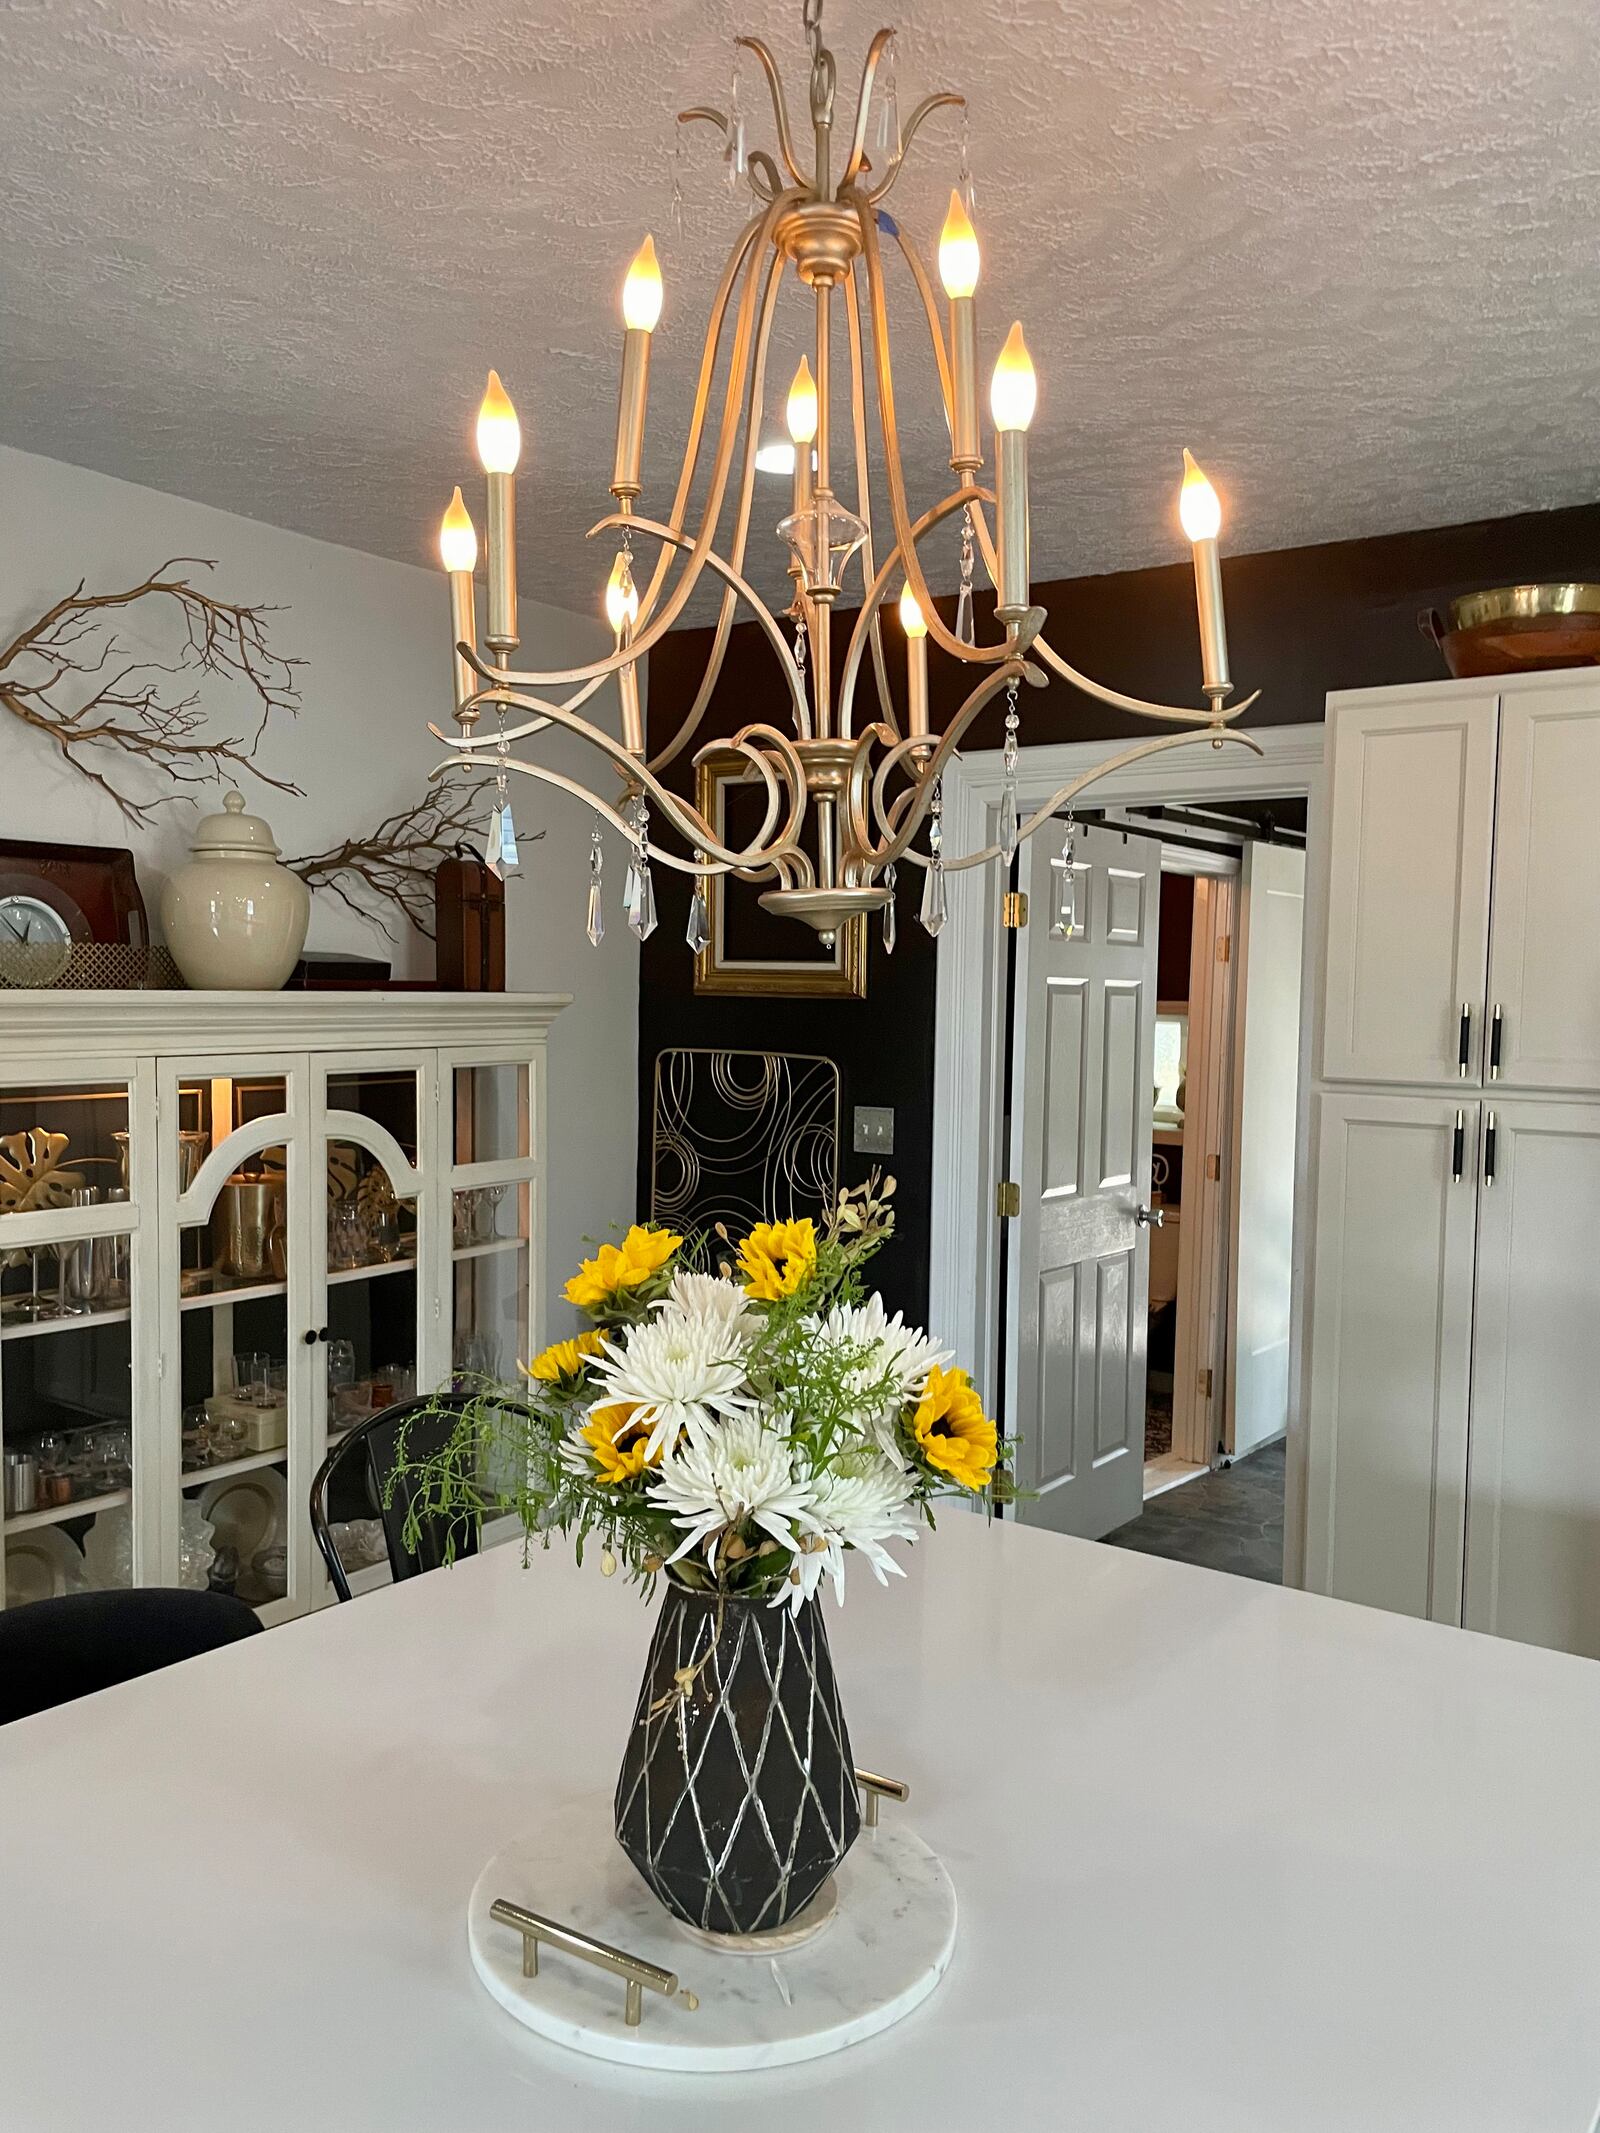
[161,792,310,991]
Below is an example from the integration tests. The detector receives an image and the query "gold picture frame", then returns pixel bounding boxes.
[693,751,867,999]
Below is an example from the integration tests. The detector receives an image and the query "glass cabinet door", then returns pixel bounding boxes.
[1,1074,143,1613]
[164,1064,307,1625]
[448,1057,538,1388]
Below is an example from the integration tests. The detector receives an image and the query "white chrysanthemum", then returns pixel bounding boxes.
[657,1268,759,1350]
[650,1412,817,1572]
[587,1305,753,1459]
[816,1294,953,1464]
[781,1450,920,1612]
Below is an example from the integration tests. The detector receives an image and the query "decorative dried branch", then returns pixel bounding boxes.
[0,559,303,827]
[287,783,542,941]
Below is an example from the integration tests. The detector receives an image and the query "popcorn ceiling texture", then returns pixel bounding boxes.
[3,0,1599,617]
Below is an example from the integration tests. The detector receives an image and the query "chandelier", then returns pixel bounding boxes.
[428,0,1260,954]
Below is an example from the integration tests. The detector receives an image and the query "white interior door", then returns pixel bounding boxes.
[1464,1099,1600,1657]
[1227,842,1306,1457]
[1320,687,1498,1085]
[1008,823,1158,1538]
[1304,1090,1476,1622]
[1484,683,1600,1093]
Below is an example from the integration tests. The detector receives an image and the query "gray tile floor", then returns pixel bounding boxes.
[1100,1440,1285,1584]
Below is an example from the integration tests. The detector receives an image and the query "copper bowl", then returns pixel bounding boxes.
[1422,583,1600,678]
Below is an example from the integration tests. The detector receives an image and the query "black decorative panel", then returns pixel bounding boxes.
[614,1584,860,1936]
[649,1048,839,1238]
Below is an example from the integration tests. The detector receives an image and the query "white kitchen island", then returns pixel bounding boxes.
[1,1514,1597,2132]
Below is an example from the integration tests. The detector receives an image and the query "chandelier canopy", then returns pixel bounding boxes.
[429,0,1261,954]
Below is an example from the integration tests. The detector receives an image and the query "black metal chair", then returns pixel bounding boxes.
[0,1587,261,1727]
[310,1395,479,1602]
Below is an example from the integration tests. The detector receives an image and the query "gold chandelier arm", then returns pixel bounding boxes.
[701,718,817,885]
[856,201,1016,669]
[647,242,788,775]
[842,263,896,740]
[591,510,812,739]
[883,212,955,428]
[432,670,613,754]
[734,38,807,187]
[864,93,965,207]
[854,659,1036,868]
[839,29,895,189]
[940,727,1268,874]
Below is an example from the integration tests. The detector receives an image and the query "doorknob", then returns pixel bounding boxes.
[1135,1204,1164,1228]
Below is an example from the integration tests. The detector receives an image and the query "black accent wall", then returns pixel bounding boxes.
[640,500,1600,1320]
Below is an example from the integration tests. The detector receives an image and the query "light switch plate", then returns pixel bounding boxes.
[853,1105,894,1155]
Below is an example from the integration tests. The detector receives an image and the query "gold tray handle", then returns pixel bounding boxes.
[855,1767,910,1829]
[490,1898,685,2027]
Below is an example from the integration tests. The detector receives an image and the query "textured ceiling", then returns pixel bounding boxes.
[4,0,1599,625]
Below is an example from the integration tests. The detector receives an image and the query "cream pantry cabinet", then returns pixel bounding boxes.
[0,992,563,1622]
[1304,669,1600,1658]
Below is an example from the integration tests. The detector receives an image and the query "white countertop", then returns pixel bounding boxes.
[2,1517,1598,2131]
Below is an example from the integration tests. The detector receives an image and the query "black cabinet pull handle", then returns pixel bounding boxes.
[1489,1004,1502,1080]
[302,1328,318,1347]
[317,1325,330,1343]
[1484,1110,1497,1188]
[1458,1003,1471,1077]
[1451,1110,1465,1184]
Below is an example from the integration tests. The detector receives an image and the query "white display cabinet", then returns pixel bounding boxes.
[0,993,565,1623]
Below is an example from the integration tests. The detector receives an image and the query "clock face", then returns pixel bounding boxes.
[0,894,74,982]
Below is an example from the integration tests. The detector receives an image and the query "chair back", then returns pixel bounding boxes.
[310,1396,479,1602]
[0,1588,260,1726]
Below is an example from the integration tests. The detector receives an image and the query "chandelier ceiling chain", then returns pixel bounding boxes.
[428,0,1263,951]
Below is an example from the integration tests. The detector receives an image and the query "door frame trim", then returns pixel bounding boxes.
[931,722,1326,1573]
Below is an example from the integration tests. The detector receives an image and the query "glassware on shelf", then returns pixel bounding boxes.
[231,1352,268,1404]
[207,1410,249,1466]
[326,1339,359,1429]
[365,1204,400,1263]
[217,1175,285,1282]
[328,1199,365,1271]
[453,1184,509,1248]
[3,1448,39,1517]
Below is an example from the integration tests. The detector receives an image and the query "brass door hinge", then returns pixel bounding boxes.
[996,1180,1021,1219]
[1216,935,1232,963]
[1001,891,1028,930]
[1205,1152,1221,1182]
[1199,1367,1214,1399]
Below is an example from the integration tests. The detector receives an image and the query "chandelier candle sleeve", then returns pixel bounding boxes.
[439,487,480,726]
[613,237,663,502]
[938,191,982,473]
[476,372,522,653]
[900,583,930,744]
[1179,449,1231,698]
[606,552,646,754]
[991,323,1036,622]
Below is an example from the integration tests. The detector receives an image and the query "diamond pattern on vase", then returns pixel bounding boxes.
[614,1584,861,1937]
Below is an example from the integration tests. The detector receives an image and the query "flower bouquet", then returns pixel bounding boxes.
[395,1176,1008,1939]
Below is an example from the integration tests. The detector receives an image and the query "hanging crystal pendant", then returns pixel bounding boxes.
[686,858,711,955]
[872,36,900,159]
[998,784,1019,864]
[585,828,605,948]
[483,802,503,880]
[626,850,658,941]
[955,507,977,647]
[496,791,520,873]
[919,861,947,938]
[1050,819,1079,939]
[882,862,898,954]
[725,45,747,188]
[958,105,978,215]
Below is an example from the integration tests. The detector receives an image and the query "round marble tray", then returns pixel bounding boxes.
[467,1796,957,2072]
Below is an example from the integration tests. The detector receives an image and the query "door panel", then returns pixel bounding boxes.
[1320,690,1498,1085]
[1304,1092,1476,1622]
[1010,824,1158,1538]
[1485,687,1600,1092]
[1464,1101,1600,1656]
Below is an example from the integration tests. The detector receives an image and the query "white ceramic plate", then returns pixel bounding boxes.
[198,1465,287,1566]
[4,1525,89,1609]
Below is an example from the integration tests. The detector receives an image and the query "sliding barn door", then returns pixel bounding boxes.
[1008,824,1159,1538]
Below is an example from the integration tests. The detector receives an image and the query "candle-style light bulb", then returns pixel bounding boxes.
[622,234,664,332]
[990,322,1037,432]
[439,486,478,574]
[786,356,819,444]
[938,190,980,300]
[898,582,928,637]
[1179,447,1223,542]
[605,551,640,637]
[900,581,930,745]
[476,371,522,473]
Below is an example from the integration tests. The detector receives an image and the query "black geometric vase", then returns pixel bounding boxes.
[614,1581,861,1937]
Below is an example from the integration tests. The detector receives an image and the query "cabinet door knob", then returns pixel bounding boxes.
[303,1329,318,1347]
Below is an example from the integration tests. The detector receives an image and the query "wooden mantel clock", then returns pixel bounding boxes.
[0,838,148,988]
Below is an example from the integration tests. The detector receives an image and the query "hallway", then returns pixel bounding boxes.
[1100,1441,1285,1584]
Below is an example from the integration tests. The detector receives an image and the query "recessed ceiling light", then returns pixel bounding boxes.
[755,440,796,475]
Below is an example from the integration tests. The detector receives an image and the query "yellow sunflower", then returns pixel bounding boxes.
[911,1365,998,1491]
[523,1329,606,1386]
[579,1401,659,1486]
[736,1217,818,1301]
[564,1224,682,1312]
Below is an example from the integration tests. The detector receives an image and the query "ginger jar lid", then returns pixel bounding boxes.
[188,791,283,860]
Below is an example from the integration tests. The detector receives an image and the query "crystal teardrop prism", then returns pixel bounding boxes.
[919,861,947,939]
[626,855,658,942]
[872,41,900,159]
[998,782,1019,863]
[882,864,897,954]
[686,876,711,955]
[954,580,975,647]
[586,876,605,948]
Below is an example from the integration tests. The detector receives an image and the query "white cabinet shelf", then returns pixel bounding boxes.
[0,993,561,1619]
